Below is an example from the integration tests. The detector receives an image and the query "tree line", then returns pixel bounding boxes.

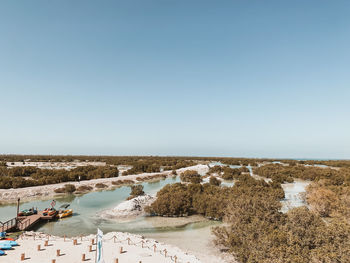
[0,166,119,189]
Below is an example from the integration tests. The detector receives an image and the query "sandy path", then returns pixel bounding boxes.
[0,165,209,203]
[3,231,201,263]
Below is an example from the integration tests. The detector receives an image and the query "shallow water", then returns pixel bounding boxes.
[281,180,310,212]
[0,176,183,236]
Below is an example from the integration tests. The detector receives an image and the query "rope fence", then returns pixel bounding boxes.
[19,232,193,263]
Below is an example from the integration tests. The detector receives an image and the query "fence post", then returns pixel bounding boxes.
[21,253,25,261]
[57,249,60,256]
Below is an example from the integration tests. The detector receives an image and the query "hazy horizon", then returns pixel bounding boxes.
[1,1,350,158]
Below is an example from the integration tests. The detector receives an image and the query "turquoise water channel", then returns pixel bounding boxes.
[0,176,192,236]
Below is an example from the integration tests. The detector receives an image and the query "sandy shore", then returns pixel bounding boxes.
[3,231,202,263]
[0,164,209,203]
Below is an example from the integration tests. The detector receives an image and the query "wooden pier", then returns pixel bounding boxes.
[0,211,56,232]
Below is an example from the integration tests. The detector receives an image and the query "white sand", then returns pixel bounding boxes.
[99,195,155,219]
[0,164,209,203]
[3,231,201,263]
[6,161,107,170]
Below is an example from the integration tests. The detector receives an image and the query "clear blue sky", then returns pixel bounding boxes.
[1,0,349,158]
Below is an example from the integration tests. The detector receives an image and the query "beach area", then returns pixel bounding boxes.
[3,231,203,263]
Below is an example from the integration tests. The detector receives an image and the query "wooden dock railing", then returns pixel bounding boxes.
[18,218,31,231]
[0,218,17,232]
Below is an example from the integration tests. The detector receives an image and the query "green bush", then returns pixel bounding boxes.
[129,185,145,199]
[95,183,108,189]
[180,170,202,184]
[209,176,221,186]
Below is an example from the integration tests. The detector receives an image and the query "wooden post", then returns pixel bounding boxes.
[153,244,156,252]
[164,249,167,257]
[119,246,123,254]
[82,253,86,261]
[141,240,144,248]
[114,259,119,263]
[91,238,95,245]
[37,244,41,251]
[127,237,130,245]
[45,240,49,246]
[56,249,60,256]
[21,253,25,261]
[89,245,92,252]
[16,198,20,220]
[52,260,56,263]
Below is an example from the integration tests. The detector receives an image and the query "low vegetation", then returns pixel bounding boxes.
[0,166,119,189]
[208,165,249,180]
[54,184,76,193]
[76,185,93,192]
[128,185,145,199]
[180,170,202,183]
[146,164,350,263]
[136,173,167,182]
[209,176,221,186]
[111,179,134,186]
[95,183,108,189]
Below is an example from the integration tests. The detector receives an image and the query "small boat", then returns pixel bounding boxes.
[57,204,73,219]
[18,208,37,216]
[0,243,12,250]
[0,240,18,246]
[1,238,14,241]
[0,250,5,256]
[42,207,57,217]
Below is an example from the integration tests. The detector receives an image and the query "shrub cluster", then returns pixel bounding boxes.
[111,180,134,186]
[122,160,195,175]
[0,166,119,189]
[180,170,202,183]
[146,176,284,219]
[54,184,76,193]
[136,173,167,182]
[128,185,145,199]
[253,163,348,183]
[208,165,249,180]
[95,183,108,189]
[76,185,93,192]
